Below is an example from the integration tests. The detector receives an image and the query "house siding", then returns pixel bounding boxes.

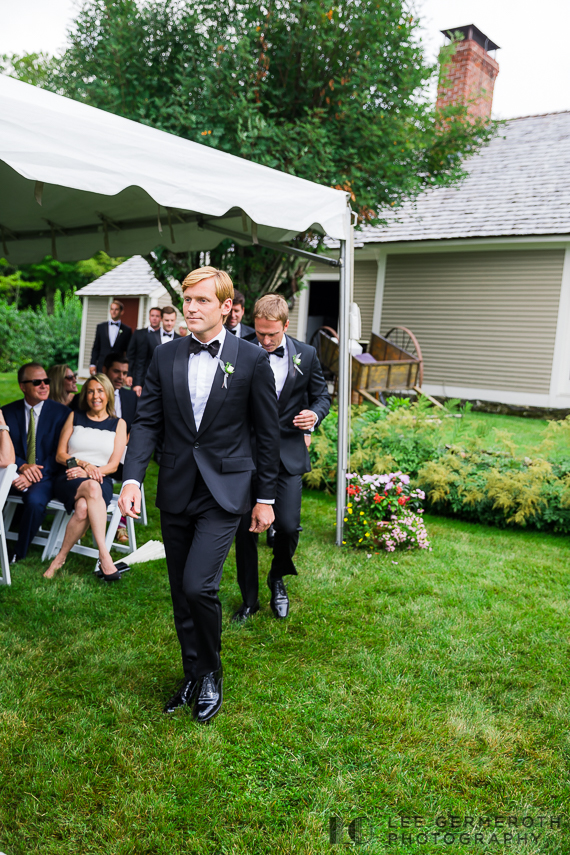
[82,296,109,372]
[381,249,565,394]
[353,260,377,343]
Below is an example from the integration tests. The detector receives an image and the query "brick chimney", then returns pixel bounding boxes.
[436,25,500,121]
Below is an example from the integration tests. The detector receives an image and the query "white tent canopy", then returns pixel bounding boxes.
[0,74,353,545]
[0,75,349,263]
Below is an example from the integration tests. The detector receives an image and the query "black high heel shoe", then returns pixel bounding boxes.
[96,560,121,582]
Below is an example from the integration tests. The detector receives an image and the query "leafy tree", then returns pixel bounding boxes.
[4,0,497,308]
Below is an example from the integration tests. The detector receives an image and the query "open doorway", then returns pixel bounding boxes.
[306,279,340,346]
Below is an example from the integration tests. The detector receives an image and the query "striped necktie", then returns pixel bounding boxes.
[27,408,37,465]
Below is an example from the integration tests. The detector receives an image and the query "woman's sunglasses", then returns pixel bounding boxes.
[65,373,78,381]
[22,378,51,386]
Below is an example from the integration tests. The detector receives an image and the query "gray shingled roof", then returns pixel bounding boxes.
[75,255,163,296]
[356,111,570,245]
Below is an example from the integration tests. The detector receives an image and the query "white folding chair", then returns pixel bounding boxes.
[3,494,68,561]
[0,464,18,586]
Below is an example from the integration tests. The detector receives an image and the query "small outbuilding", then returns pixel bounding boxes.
[75,255,184,379]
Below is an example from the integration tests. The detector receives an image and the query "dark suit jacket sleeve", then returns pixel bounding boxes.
[126,330,138,375]
[121,325,132,356]
[248,349,280,501]
[307,348,331,425]
[133,332,152,387]
[122,350,164,484]
[90,323,103,367]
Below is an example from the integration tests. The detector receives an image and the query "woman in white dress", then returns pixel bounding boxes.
[44,374,127,580]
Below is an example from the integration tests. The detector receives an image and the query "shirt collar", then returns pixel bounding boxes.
[24,399,44,415]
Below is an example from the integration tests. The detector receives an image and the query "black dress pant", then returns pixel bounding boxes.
[235,466,302,605]
[161,473,241,679]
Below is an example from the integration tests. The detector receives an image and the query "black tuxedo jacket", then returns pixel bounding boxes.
[118,387,138,433]
[90,321,132,372]
[3,398,69,478]
[229,322,255,339]
[131,328,181,387]
[273,336,330,475]
[123,333,280,515]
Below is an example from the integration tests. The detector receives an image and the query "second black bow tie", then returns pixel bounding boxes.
[188,338,221,358]
[272,346,285,358]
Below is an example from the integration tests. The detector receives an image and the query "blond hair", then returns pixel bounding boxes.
[48,364,72,405]
[253,294,289,325]
[182,266,234,304]
[79,374,117,418]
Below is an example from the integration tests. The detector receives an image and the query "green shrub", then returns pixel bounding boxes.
[0,291,81,372]
[307,401,570,535]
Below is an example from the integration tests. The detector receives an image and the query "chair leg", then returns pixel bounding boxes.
[125,515,137,553]
[139,484,148,526]
[0,519,11,586]
[42,509,68,560]
[105,504,122,552]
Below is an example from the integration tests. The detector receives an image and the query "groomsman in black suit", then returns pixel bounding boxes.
[3,363,69,562]
[131,306,181,394]
[126,306,162,395]
[119,268,279,723]
[234,294,330,622]
[226,289,255,339]
[90,299,132,374]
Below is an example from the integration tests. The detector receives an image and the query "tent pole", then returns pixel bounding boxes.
[336,209,353,546]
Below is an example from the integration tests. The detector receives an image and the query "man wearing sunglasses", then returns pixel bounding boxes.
[2,363,69,563]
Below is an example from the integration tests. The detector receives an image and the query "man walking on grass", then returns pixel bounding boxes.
[119,267,279,723]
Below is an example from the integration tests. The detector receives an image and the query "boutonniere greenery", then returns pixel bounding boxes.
[221,361,235,388]
[292,353,303,375]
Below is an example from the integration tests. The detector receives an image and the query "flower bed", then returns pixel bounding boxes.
[343,472,430,552]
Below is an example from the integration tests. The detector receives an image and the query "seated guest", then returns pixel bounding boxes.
[101,353,137,433]
[48,364,78,408]
[2,364,69,563]
[89,299,132,374]
[0,408,16,466]
[227,289,255,338]
[44,374,127,580]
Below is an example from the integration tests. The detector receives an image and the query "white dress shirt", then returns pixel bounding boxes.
[187,328,226,430]
[108,319,121,347]
[160,329,175,345]
[228,322,242,338]
[261,338,318,430]
[114,388,122,418]
[24,399,45,432]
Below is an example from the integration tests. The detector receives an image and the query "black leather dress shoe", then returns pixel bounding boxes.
[267,574,289,619]
[193,668,223,723]
[163,677,198,714]
[231,600,260,623]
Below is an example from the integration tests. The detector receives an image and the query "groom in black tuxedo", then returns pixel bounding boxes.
[119,267,279,723]
[235,294,330,621]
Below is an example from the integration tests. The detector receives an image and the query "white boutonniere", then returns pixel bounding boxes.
[221,360,235,388]
[292,353,303,375]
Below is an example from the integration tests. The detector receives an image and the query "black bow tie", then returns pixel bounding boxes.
[163,332,173,338]
[228,328,237,335]
[272,346,285,358]
[110,321,120,326]
[188,337,221,358]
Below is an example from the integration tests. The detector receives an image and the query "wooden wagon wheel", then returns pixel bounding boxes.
[383,325,424,387]
[309,325,339,352]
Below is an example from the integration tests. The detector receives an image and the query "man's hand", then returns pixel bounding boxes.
[89,365,97,376]
[13,473,31,491]
[126,376,133,387]
[119,483,141,519]
[133,386,142,397]
[19,463,44,483]
[249,502,275,533]
[292,409,317,431]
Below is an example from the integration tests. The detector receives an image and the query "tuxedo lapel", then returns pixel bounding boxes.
[173,337,197,435]
[196,331,239,440]
[278,335,297,413]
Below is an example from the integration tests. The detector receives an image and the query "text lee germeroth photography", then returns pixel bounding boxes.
[329,814,566,848]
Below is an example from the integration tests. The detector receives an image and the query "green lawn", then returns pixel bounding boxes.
[0,372,21,408]
[1,458,569,853]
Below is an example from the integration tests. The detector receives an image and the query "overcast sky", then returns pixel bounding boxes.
[1,0,569,119]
